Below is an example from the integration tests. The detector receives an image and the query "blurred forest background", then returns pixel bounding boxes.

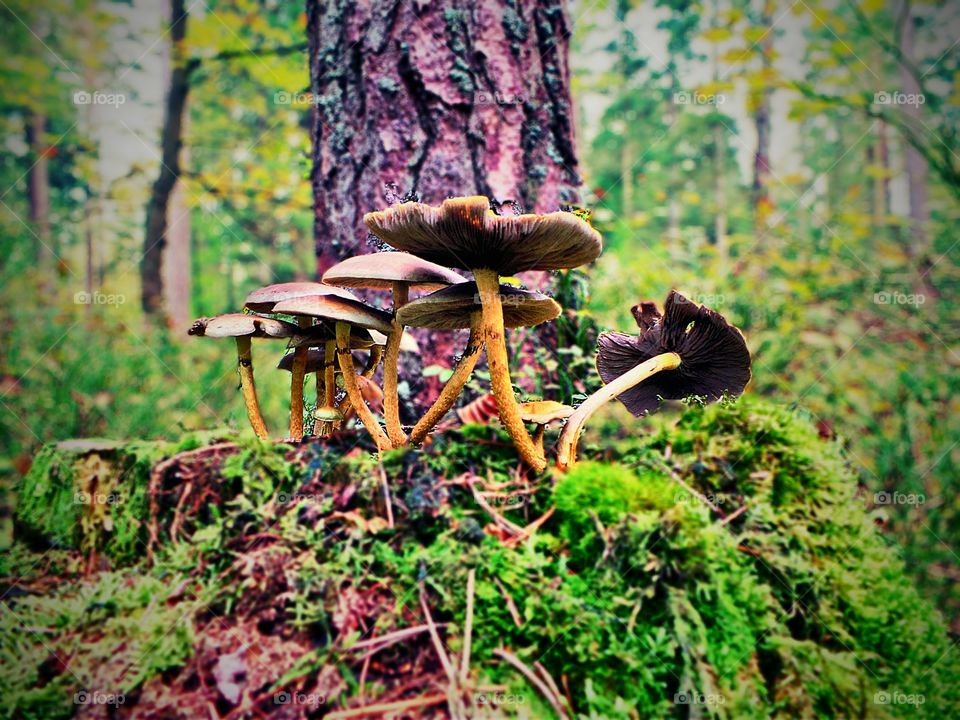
[0,0,957,637]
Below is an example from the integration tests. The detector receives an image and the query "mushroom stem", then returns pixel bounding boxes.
[409,312,483,445]
[336,322,392,452]
[383,282,409,448]
[311,339,338,437]
[288,317,312,441]
[362,345,384,379]
[473,268,545,472]
[235,336,269,439]
[532,425,546,456]
[555,352,682,470]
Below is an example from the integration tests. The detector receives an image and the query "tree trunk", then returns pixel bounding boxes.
[307,0,582,412]
[751,1,774,246]
[25,114,53,271]
[141,0,194,315]
[895,0,934,296]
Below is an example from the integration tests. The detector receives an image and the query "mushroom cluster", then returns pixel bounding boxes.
[189,195,750,474]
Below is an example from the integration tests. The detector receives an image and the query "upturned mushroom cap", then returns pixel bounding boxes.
[518,400,574,425]
[364,196,602,275]
[596,290,751,416]
[321,252,467,291]
[271,295,393,334]
[188,314,299,339]
[396,282,561,330]
[244,282,357,313]
[368,328,420,353]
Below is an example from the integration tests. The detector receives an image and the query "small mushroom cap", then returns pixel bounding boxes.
[322,252,467,291]
[288,322,373,349]
[271,295,393,334]
[364,196,602,275]
[314,406,344,422]
[596,290,751,417]
[518,400,574,425]
[188,313,298,339]
[368,329,421,353]
[277,349,365,374]
[396,281,561,330]
[244,282,357,313]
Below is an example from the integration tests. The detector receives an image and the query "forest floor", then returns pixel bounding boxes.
[2,399,958,719]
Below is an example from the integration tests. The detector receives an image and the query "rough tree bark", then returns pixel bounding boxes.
[306,0,583,412]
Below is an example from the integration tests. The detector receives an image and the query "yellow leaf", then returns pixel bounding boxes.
[702,27,733,42]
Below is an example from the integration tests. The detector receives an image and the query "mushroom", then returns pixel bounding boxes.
[555,291,751,469]
[365,196,601,471]
[517,400,574,455]
[396,282,561,445]
[271,294,394,451]
[188,313,299,439]
[288,322,374,436]
[277,347,370,435]
[245,282,357,441]
[322,252,466,447]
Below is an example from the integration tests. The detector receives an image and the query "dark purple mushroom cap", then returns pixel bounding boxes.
[244,282,357,313]
[188,314,299,339]
[596,290,751,416]
[395,281,561,330]
[321,252,468,291]
[271,294,393,334]
[364,196,602,275]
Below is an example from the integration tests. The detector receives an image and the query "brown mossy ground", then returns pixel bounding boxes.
[2,399,958,718]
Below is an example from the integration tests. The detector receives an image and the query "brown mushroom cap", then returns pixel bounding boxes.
[364,196,603,275]
[396,282,561,330]
[321,252,467,291]
[188,313,298,339]
[518,400,574,425]
[244,282,357,313]
[288,322,374,349]
[277,349,365,374]
[596,290,751,417]
[272,294,393,333]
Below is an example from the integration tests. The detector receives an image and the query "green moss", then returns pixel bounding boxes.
[5,399,958,717]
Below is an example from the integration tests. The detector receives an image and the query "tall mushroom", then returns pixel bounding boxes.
[555,291,751,469]
[271,294,393,451]
[322,252,466,446]
[188,313,300,439]
[397,282,561,445]
[245,282,356,441]
[365,196,601,471]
